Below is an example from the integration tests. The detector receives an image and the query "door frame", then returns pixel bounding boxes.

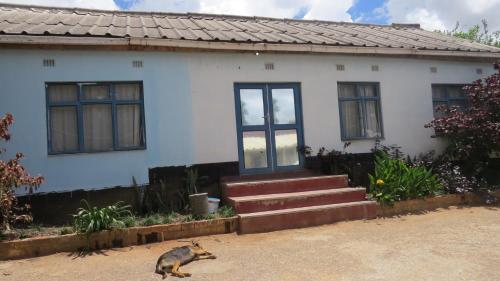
[234,82,305,174]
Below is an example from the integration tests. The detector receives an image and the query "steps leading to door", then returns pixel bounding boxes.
[223,174,377,234]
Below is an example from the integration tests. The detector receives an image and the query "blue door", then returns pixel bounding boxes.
[234,83,304,174]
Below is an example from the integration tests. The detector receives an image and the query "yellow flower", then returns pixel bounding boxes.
[376,179,385,186]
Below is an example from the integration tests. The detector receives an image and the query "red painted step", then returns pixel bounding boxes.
[228,187,366,214]
[223,175,348,198]
[238,201,377,234]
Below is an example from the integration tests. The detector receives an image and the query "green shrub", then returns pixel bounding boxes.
[59,227,74,235]
[141,213,163,226]
[368,152,443,205]
[72,200,132,237]
[217,206,235,218]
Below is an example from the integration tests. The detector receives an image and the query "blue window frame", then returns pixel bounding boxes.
[46,81,146,154]
[337,82,383,140]
[431,84,467,118]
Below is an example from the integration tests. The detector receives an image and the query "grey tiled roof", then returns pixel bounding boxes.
[0,3,499,54]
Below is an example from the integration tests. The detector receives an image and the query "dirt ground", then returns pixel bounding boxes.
[1,206,499,281]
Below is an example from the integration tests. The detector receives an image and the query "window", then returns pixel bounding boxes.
[46,82,145,154]
[337,82,383,140]
[431,84,467,118]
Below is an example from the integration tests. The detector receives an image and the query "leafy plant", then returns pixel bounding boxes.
[368,152,443,205]
[1,113,44,233]
[59,227,74,235]
[425,62,500,178]
[217,206,235,218]
[72,200,132,237]
[437,20,500,48]
[184,167,199,195]
[140,213,163,226]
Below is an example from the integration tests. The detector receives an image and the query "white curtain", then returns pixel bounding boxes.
[364,101,381,138]
[83,104,113,150]
[117,104,142,148]
[82,85,109,100]
[341,101,362,138]
[50,107,78,152]
[115,84,141,100]
[48,84,77,103]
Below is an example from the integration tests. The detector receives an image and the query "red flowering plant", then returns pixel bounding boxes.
[426,63,500,178]
[0,113,43,233]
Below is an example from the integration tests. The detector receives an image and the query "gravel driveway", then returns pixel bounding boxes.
[1,206,499,281]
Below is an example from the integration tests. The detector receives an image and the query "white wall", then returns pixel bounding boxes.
[0,49,494,193]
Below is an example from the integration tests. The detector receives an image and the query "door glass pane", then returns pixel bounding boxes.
[82,104,113,151]
[82,85,110,100]
[50,106,78,152]
[432,86,447,99]
[272,88,296,124]
[275,130,299,166]
[340,100,363,138]
[447,86,465,98]
[243,131,268,169]
[240,89,264,126]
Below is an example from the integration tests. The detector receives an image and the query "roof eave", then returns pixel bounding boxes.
[1,35,499,61]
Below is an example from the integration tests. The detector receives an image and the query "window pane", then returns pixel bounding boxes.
[433,101,448,118]
[365,101,382,138]
[117,104,143,148]
[82,85,110,100]
[449,100,467,111]
[447,86,466,98]
[115,84,141,100]
[360,85,377,97]
[48,84,78,103]
[243,131,268,169]
[49,106,78,152]
[240,89,265,126]
[275,130,299,166]
[83,104,113,151]
[272,88,296,124]
[432,86,447,99]
[340,101,363,139]
[338,84,357,98]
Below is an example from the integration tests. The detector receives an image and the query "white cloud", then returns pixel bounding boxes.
[385,0,500,31]
[3,0,119,9]
[130,0,354,21]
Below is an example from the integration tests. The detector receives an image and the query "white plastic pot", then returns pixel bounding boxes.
[207,197,220,214]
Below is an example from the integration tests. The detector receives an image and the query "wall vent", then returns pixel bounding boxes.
[476,68,483,74]
[371,65,379,71]
[132,60,143,68]
[430,66,437,73]
[265,63,274,70]
[336,64,345,71]
[43,59,55,67]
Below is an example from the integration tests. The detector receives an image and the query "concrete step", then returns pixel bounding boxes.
[228,187,367,214]
[223,175,348,198]
[238,201,377,234]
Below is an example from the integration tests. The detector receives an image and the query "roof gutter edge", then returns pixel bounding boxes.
[1,35,499,61]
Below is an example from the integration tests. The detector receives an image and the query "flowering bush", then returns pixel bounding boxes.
[1,113,43,232]
[426,63,500,176]
[368,151,443,205]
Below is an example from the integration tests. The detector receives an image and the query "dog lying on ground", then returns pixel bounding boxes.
[155,241,216,278]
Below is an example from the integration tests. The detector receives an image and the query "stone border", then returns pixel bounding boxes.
[0,217,238,261]
[376,193,486,217]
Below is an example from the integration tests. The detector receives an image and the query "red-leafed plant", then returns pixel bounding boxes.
[1,113,43,233]
[426,63,500,176]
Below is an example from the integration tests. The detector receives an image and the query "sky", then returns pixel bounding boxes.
[3,0,500,32]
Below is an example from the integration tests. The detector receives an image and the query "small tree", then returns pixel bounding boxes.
[0,113,43,232]
[425,63,500,176]
[437,20,500,48]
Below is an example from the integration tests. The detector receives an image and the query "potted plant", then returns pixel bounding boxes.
[185,167,209,217]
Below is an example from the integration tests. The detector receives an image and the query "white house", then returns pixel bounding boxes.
[0,3,499,193]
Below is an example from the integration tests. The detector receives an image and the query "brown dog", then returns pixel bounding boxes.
[155,241,216,278]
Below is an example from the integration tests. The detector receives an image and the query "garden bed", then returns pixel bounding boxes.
[0,216,238,260]
[376,193,487,217]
